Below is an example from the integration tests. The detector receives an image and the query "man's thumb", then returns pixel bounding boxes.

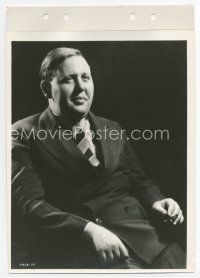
[154,204,167,215]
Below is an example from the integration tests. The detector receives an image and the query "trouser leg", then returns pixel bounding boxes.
[151,243,186,269]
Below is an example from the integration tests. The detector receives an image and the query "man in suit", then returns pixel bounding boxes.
[12,47,185,269]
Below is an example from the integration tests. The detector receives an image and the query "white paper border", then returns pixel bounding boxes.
[6,29,195,274]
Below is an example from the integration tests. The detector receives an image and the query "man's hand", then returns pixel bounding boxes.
[83,222,129,265]
[152,198,184,225]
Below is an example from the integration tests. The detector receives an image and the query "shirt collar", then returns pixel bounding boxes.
[72,117,91,136]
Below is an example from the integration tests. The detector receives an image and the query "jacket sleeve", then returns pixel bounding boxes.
[122,129,164,208]
[12,126,89,244]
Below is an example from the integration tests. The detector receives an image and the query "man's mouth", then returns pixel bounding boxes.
[72,96,88,104]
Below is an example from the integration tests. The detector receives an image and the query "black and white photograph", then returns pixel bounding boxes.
[11,40,188,270]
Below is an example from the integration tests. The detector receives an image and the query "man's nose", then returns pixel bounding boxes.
[75,77,85,91]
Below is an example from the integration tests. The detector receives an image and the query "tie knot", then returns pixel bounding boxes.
[72,122,94,142]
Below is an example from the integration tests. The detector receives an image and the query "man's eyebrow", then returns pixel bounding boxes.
[58,75,73,82]
[58,72,91,81]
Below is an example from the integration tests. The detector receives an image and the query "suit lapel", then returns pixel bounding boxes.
[37,108,98,177]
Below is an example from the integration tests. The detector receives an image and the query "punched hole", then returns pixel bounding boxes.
[64,14,70,20]
[150,14,157,21]
[130,13,136,21]
[43,13,49,20]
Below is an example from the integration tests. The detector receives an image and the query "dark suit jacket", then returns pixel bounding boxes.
[12,107,167,268]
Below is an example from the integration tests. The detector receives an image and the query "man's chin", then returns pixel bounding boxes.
[69,105,90,118]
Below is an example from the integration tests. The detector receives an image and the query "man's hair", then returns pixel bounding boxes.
[39,47,82,81]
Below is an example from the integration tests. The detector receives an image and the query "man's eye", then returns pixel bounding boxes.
[61,77,73,84]
[65,77,73,83]
[82,75,90,81]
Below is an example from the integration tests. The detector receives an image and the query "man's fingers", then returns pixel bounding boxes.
[154,203,167,215]
[119,242,129,259]
[105,250,114,263]
[98,245,127,265]
[173,210,183,225]
[180,215,184,223]
[98,250,107,264]
[158,207,167,215]
[167,202,175,217]
[171,204,180,218]
[112,246,121,260]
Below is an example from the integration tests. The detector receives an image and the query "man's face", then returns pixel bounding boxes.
[50,55,94,119]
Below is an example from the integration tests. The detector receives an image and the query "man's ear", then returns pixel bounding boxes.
[40,80,52,99]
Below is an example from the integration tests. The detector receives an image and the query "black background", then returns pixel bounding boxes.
[12,41,187,248]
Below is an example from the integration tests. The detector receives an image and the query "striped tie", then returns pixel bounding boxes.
[73,127,100,167]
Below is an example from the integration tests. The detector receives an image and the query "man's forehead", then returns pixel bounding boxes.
[57,55,91,73]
